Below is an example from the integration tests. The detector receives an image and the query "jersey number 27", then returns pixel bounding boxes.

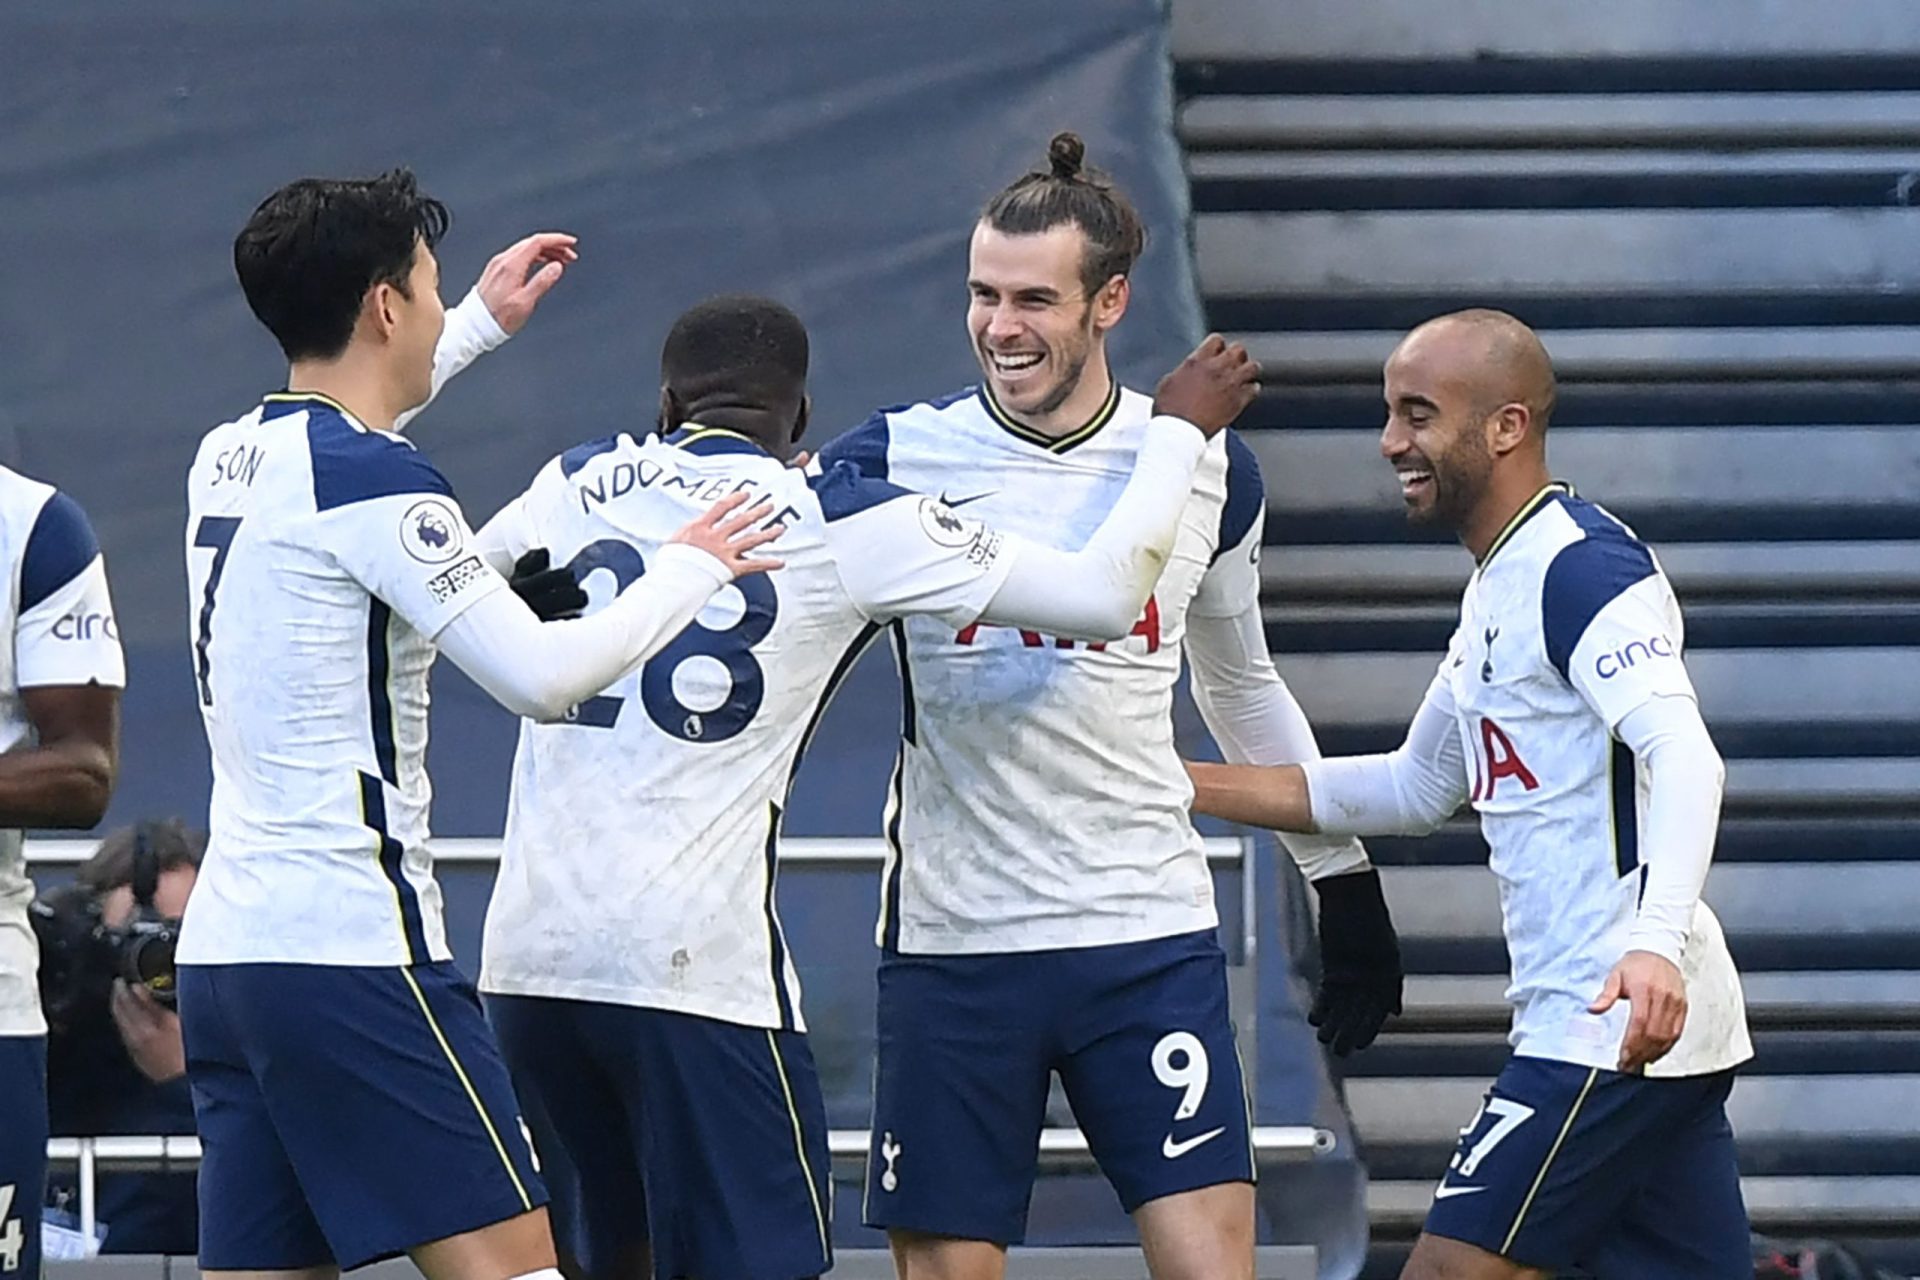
[564,539,777,743]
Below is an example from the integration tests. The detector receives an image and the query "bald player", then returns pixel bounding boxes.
[1186,311,1754,1279]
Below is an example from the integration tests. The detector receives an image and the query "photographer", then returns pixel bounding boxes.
[37,820,199,1256]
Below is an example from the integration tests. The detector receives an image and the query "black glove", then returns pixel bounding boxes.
[508,548,588,621]
[1309,868,1403,1055]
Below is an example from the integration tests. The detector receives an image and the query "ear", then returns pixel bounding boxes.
[1488,403,1533,458]
[657,386,679,434]
[368,281,404,342]
[1091,274,1130,335]
[792,394,811,445]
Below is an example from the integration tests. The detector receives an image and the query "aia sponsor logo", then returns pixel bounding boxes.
[955,595,1162,654]
[1470,716,1538,801]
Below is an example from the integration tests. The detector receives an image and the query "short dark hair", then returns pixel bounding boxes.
[981,132,1147,295]
[234,168,449,361]
[75,819,204,897]
[660,295,809,407]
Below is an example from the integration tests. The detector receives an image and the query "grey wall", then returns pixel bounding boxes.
[0,0,1204,826]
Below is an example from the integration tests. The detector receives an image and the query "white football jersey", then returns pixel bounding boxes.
[1443,484,1751,1077]
[0,470,125,1035]
[178,392,506,967]
[478,427,1018,1028]
[817,384,1265,954]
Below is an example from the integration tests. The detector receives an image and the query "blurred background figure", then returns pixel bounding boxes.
[36,820,199,1257]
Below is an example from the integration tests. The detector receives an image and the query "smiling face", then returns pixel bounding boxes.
[1379,326,1500,530]
[966,221,1126,422]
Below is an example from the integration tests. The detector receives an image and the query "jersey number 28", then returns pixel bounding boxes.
[563,539,777,743]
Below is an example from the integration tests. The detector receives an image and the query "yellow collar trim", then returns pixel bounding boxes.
[979,376,1121,454]
[264,389,362,425]
[1481,481,1573,565]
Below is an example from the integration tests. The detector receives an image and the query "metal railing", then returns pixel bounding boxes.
[48,1127,1334,1243]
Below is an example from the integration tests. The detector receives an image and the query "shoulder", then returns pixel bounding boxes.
[556,432,648,479]
[1539,496,1660,676]
[1213,430,1265,560]
[19,487,103,611]
[806,459,916,523]
[304,403,454,513]
[816,387,980,478]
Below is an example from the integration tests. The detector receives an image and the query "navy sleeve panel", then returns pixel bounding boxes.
[808,461,916,522]
[1542,532,1659,681]
[816,410,891,481]
[19,492,102,612]
[1213,430,1265,564]
[309,411,456,512]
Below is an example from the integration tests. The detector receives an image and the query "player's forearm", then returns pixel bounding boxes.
[0,739,116,828]
[1185,761,1316,832]
[438,545,730,720]
[393,290,510,433]
[977,416,1207,639]
[1188,609,1371,878]
[1617,696,1725,963]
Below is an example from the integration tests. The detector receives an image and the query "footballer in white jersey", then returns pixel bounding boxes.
[1190,310,1753,1280]
[818,135,1393,1269]
[476,296,1256,1280]
[0,467,123,1280]
[175,171,774,1279]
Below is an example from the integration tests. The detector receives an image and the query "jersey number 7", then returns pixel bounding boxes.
[563,539,777,743]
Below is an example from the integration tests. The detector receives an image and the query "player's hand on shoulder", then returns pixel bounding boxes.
[671,491,786,579]
[509,548,589,621]
[1152,333,1262,438]
[1590,949,1688,1073]
[475,232,580,335]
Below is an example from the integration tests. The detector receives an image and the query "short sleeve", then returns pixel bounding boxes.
[1546,538,1696,729]
[15,494,125,689]
[1190,433,1266,619]
[810,463,1012,627]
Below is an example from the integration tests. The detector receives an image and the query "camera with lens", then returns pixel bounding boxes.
[30,824,180,1033]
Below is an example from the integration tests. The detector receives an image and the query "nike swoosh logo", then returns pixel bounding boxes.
[939,491,998,508]
[1432,1183,1486,1199]
[1161,1127,1226,1159]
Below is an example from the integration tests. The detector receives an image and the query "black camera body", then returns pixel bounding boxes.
[30,827,180,1033]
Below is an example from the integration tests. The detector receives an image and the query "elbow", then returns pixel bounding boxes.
[50,754,116,829]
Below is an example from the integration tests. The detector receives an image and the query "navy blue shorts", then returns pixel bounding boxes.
[1424,1055,1748,1278]
[865,929,1253,1244]
[489,995,832,1280]
[0,1036,47,1278]
[179,962,546,1271]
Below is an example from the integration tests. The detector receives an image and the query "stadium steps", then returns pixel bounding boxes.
[1171,0,1920,1265]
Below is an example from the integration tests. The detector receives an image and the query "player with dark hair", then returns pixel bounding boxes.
[1188,310,1752,1280]
[178,171,782,1280]
[817,132,1399,1280]
[474,293,1261,1280]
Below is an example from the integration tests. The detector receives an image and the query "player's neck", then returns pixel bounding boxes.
[1000,358,1115,440]
[1462,462,1556,562]
[284,355,406,433]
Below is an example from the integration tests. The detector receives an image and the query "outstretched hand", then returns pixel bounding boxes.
[671,491,786,579]
[474,232,579,334]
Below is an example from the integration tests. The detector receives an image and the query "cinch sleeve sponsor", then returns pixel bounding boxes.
[16,492,125,688]
[1561,573,1698,730]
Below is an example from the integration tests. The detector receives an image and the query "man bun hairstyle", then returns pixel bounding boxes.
[983,130,1147,296]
